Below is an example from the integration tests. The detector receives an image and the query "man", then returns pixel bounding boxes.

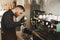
[1,5,25,40]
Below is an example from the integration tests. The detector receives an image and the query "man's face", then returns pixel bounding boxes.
[15,8,24,17]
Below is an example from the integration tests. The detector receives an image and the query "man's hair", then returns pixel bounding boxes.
[14,5,25,12]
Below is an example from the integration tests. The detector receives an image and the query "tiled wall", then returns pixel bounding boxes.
[0,0,15,10]
[43,0,60,16]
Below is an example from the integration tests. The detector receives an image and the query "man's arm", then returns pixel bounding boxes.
[4,15,24,29]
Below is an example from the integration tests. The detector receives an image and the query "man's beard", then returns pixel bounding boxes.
[14,13,18,17]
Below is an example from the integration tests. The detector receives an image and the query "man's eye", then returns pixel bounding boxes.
[20,13,22,14]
